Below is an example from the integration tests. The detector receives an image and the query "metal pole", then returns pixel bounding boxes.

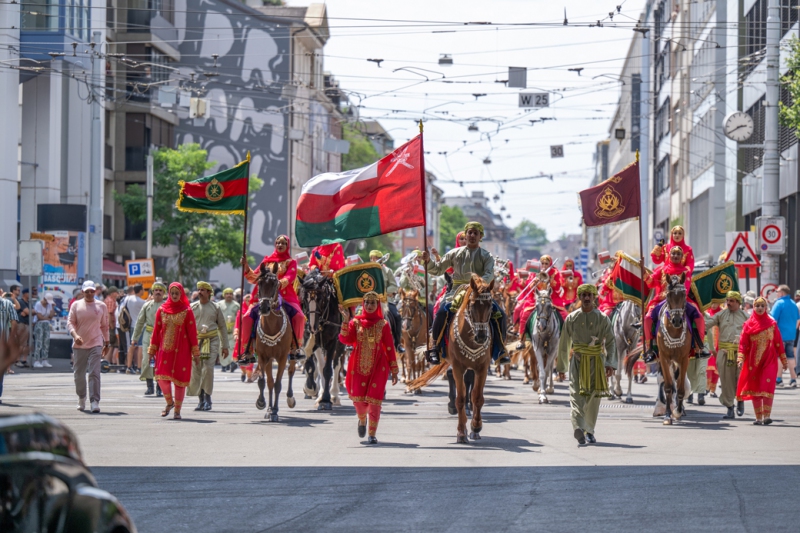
[88,31,103,282]
[146,149,154,259]
[760,0,781,289]
[418,120,431,350]
[27,276,34,358]
[236,153,251,360]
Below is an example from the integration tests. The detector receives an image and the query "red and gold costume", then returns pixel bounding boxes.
[234,295,256,382]
[736,301,788,421]
[339,295,399,439]
[644,248,693,314]
[433,232,465,315]
[597,268,618,317]
[148,282,199,415]
[651,225,695,277]
[309,242,345,273]
[560,259,583,309]
[243,235,306,347]
[514,255,565,330]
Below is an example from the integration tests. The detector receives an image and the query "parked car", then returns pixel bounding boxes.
[0,413,136,533]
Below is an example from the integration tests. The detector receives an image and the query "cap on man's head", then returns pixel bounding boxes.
[44,293,54,302]
[22,288,29,294]
[82,280,97,292]
[107,286,119,294]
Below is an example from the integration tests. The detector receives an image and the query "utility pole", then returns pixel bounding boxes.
[146,148,154,259]
[88,31,103,282]
[759,0,781,291]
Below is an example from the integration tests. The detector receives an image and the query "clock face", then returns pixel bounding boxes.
[724,111,754,142]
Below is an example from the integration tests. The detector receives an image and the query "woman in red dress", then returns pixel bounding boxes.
[233,294,257,382]
[433,232,465,315]
[651,225,695,277]
[309,241,345,273]
[241,235,306,357]
[737,297,789,425]
[338,292,399,444]
[148,282,199,420]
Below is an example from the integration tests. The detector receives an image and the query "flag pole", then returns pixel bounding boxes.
[418,120,431,350]
[635,150,647,322]
[237,151,251,361]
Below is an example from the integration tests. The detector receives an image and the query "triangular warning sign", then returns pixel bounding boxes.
[725,233,761,267]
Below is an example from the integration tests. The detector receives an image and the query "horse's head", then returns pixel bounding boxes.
[300,269,332,334]
[535,289,553,332]
[467,275,495,345]
[400,289,420,329]
[665,273,687,328]
[257,262,280,314]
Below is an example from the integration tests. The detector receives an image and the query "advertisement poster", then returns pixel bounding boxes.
[33,231,86,339]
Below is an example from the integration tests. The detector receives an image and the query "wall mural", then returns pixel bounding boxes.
[174,0,290,261]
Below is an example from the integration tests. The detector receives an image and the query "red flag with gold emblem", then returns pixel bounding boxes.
[579,160,641,227]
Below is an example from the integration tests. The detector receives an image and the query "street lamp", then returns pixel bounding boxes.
[438,54,453,67]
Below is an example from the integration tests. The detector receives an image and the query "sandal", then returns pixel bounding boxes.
[173,410,182,420]
[161,403,175,417]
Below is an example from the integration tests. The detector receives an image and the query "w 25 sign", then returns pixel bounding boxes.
[519,93,549,108]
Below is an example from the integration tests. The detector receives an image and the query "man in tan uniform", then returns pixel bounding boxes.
[217,287,240,372]
[132,282,166,397]
[705,291,748,419]
[188,281,229,411]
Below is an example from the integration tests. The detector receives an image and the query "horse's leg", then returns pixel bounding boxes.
[256,355,267,411]
[660,357,674,425]
[625,355,635,404]
[313,347,325,406]
[318,346,334,411]
[544,342,556,395]
[331,346,343,406]
[469,364,487,440]
[303,336,317,399]
[446,368,457,415]
[464,369,474,415]
[270,354,286,422]
[265,357,276,419]
[286,354,296,409]
[675,354,690,420]
[452,360,469,443]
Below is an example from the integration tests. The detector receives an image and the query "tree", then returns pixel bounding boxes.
[780,36,800,136]
[342,123,380,171]
[115,144,263,285]
[514,219,548,246]
[439,205,468,252]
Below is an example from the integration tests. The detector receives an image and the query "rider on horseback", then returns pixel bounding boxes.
[421,222,509,366]
[369,249,404,353]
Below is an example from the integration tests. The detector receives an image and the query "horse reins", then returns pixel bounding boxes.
[454,291,493,361]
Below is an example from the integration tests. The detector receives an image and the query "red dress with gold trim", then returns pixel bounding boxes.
[150,307,199,387]
[339,318,399,405]
[309,243,345,272]
[736,319,787,401]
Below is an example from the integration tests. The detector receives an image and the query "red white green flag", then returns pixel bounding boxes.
[607,251,651,305]
[176,153,249,215]
[295,135,425,247]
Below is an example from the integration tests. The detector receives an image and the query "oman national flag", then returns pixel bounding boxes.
[295,135,425,247]
[608,251,651,306]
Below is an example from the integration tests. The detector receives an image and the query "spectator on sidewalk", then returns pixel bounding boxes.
[770,285,799,388]
[104,286,119,365]
[32,293,56,368]
[125,283,146,373]
[68,280,109,413]
[0,296,21,404]
[14,288,31,367]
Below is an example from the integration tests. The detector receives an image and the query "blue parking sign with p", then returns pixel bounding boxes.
[129,264,141,276]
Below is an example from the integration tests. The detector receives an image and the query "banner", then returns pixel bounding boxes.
[691,261,738,311]
[579,160,641,227]
[608,251,650,305]
[333,262,387,308]
[176,153,249,215]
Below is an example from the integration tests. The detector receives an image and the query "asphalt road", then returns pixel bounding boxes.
[2,363,799,532]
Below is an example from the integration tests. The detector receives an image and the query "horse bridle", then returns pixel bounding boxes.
[303,278,336,334]
[258,271,281,315]
[464,291,493,338]
[535,293,553,332]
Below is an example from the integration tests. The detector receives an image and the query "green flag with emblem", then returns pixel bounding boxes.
[690,261,738,311]
[333,263,387,308]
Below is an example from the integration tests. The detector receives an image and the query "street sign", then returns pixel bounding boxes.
[761,283,778,301]
[550,145,564,158]
[579,247,589,279]
[653,229,664,244]
[519,92,549,108]
[125,258,155,288]
[18,240,43,276]
[756,216,785,253]
[725,233,760,267]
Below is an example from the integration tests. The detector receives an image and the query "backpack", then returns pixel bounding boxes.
[118,297,132,332]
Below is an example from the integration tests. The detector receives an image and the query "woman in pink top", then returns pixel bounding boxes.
[67,280,109,413]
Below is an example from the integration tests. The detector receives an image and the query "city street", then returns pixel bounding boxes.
[2,364,798,532]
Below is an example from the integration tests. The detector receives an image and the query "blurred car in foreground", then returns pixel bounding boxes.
[0,413,136,533]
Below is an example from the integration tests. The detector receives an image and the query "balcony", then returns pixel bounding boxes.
[125,146,147,171]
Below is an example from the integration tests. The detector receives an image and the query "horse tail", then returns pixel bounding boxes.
[623,351,640,378]
[407,360,450,391]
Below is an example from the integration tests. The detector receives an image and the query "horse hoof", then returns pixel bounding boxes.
[469,432,481,440]
[546,387,554,395]
[287,397,296,409]
[663,418,673,425]
[523,378,530,385]
[447,404,457,415]
[256,398,266,411]
[456,436,469,444]
[270,414,279,423]
[321,402,333,411]
[332,397,342,407]
[304,394,312,400]
[413,389,422,396]
[625,397,634,404]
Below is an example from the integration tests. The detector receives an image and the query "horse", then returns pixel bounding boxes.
[252,263,297,422]
[299,269,345,411]
[529,289,560,404]
[656,273,693,425]
[610,299,642,404]
[399,289,426,389]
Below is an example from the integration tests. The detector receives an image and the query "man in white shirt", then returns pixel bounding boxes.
[68,281,109,413]
[125,283,146,373]
[32,293,56,368]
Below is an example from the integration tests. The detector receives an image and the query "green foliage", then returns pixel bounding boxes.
[356,234,402,269]
[439,205,468,252]
[514,219,548,246]
[342,123,380,171]
[114,144,263,285]
[780,36,800,137]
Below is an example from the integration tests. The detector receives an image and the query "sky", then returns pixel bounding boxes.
[286,0,647,241]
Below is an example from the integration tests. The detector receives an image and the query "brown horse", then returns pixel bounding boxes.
[253,262,296,422]
[0,308,21,377]
[399,289,426,388]
[656,273,692,425]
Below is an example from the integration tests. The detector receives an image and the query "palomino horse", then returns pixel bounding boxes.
[399,289,426,388]
[253,263,296,422]
[529,289,560,404]
[656,273,693,425]
[610,299,642,403]
[299,269,345,411]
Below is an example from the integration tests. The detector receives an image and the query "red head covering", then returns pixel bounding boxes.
[454,231,465,249]
[664,246,687,274]
[262,235,291,263]
[667,225,691,257]
[742,298,775,336]
[355,295,384,328]
[161,282,190,314]
[563,259,575,271]
[507,260,515,280]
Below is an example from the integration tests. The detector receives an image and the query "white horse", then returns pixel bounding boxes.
[611,300,642,403]
[530,290,561,404]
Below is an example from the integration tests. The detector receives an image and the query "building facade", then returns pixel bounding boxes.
[443,191,518,263]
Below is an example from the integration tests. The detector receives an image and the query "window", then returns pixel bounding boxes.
[124,183,146,240]
[125,113,148,171]
[65,0,90,41]
[404,227,417,238]
[655,155,670,196]
[654,97,670,146]
[744,98,766,176]
[690,40,716,109]
[740,1,799,80]
[20,0,58,31]
[689,107,715,179]
[689,0,716,39]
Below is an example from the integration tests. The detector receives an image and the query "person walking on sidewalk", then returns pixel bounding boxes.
[132,282,166,396]
[769,285,799,388]
[68,281,109,413]
[32,293,56,368]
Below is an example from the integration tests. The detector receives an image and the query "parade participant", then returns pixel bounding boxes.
[513,254,565,349]
[560,269,580,310]
[737,297,789,425]
[705,292,748,419]
[427,232,466,315]
[103,287,119,366]
[422,222,509,365]
[188,281,229,411]
[132,282,166,396]
[309,240,345,274]
[369,249,403,351]
[563,259,584,288]
[705,302,722,397]
[651,225,695,276]
[338,292,399,444]
[67,281,109,414]
[769,285,798,388]
[241,235,306,360]
[233,294,256,383]
[217,288,240,372]
[505,262,526,294]
[643,246,709,362]
[148,282,200,420]
[557,284,616,445]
